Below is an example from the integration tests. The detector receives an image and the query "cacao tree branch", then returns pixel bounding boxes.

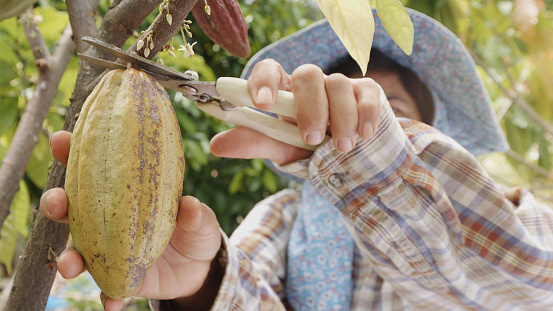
[0,13,74,234]
[66,0,100,53]
[471,51,553,137]
[21,7,51,63]
[506,149,551,178]
[529,183,553,192]
[5,0,200,309]
[131,0,199,58]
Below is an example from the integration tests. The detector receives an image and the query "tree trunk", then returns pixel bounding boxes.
[4,0,197,309]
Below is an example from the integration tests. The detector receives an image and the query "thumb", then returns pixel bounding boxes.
[169,196,221,261]
[101,292,124,311]
[210,127,313,165]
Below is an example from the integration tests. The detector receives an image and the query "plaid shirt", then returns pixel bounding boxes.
[153,103,553,310]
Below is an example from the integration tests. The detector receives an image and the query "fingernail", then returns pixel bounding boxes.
[256,87,273,106]
[337,138,355,153]
[44,191,52,217]
[304,131,324,145]
[49,132,57,155]
[361,122,374,139]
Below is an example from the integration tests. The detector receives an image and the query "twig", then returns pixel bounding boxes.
[0,12,75,233]
[66,0,100,53]
[131,0,199,58]
[20,7,51,64]
[506,149,551,178]
[529,183,553,192]
[487,172,518,188]
[471,51,553,136]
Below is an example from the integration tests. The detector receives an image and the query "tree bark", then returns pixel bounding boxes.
[5,0,197,309]
[0,10,74,233]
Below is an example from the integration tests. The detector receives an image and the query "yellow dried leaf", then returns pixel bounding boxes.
[315,0,374,75]
[375,0,414,55]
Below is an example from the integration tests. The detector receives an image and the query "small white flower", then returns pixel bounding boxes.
[166,13,173,25]
[144,48,150,58]
[178,42,197,58]
[168,50,176,58]
[160,3,165,12]
[150,41,154,50]
[205,5,211,15]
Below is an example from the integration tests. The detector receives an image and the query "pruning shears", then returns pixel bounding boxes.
[78,37,330,151]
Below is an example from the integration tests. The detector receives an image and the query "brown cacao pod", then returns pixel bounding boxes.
[65,68,185,299]
[192,0,251,58]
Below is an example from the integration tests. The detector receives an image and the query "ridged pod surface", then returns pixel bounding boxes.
[192,0,251,58]
[65,69,185,299]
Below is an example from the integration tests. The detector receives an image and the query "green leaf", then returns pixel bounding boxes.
[0,60,18,87]
[0,181,30,274]
[376,0,414,55]
[184,139,208,170]
[26,132,52,189]
[12,181,30,236]
[229,171,244,194]
[315,0,375,75]
[0,96,19,137]
[34,6,69,44]
[46,111,65,133]
[538,132,552,171]
[262,169,278,193]
[0,215,16,273]
[251,158,264,172]
[175,109,197,134]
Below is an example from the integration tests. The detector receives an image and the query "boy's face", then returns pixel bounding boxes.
[349,69,422,122]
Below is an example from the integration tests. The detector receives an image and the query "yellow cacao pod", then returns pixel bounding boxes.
[65,68,185,299]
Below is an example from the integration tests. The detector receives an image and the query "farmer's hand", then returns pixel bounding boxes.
[210,59,382,165]
[41,131,223,311]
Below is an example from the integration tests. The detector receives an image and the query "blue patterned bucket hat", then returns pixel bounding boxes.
[242,8,509,157]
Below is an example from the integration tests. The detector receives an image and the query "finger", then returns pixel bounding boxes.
[325,73,358,152]
[40,188,68,223]
[210,127,312,165]
[353,78,381,140]
[49,131,72,166]
[170,196,222,261]
[291,64,329,146]
[247,59,291,109]
[101,292,124,311]
[57,241,86,279]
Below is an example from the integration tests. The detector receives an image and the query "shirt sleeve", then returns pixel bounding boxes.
[277,100,553,309]
[152,189,300,311]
